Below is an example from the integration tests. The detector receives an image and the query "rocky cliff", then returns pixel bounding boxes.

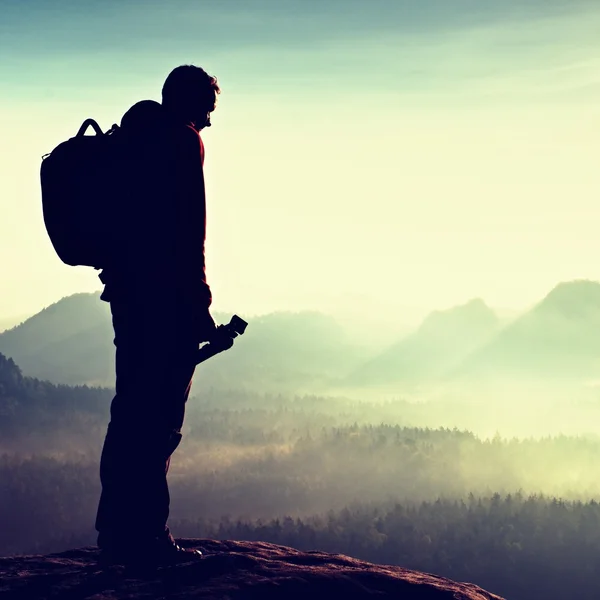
[1,539,504,599]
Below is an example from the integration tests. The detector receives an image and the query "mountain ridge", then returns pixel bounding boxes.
[0,294,368,391]
[348,297,500,385]
[4,280,600,389]
[449,279,600,381]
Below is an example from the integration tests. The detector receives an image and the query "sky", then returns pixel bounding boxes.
[1,0,600,325]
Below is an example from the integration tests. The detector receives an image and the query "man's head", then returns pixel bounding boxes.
[162,65,220,130]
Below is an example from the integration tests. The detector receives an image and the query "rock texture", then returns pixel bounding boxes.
[0,539,504,600]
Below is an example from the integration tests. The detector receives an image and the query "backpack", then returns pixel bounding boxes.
[40,118,123,269]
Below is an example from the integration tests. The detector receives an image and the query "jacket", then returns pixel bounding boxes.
[99,100,212,311]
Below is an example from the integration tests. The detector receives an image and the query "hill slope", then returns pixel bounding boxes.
[0,351,111,447]
[0,294,368,391]
[0,314,30,334]
[0,293,114,385]
[0,540,504,600]
[349,299,499,386]
[452,280,600,380]
[193,310,367,392]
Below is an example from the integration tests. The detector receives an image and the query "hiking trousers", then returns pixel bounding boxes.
[95,294,198,548]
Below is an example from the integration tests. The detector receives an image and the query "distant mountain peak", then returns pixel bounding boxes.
[535,279,600,318]
[449,279,600,381]
[419,298,498,335]
[348,298,500,385]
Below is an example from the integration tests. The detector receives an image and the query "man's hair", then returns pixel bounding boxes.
[161,65,220,108]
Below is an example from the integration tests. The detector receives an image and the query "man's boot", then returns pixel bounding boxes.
[98,533,203,568]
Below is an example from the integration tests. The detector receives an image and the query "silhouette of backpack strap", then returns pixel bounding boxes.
[76,119,104,137]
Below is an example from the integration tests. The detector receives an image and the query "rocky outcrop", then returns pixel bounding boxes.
[1,539,504,599]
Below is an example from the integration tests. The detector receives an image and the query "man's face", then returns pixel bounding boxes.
[193,90,217,130]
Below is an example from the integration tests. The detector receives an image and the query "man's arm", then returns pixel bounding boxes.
[173,124,213,309]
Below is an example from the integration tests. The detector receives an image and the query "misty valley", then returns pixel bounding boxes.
[3,280,600,599]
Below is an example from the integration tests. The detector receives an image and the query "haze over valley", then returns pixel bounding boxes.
[4,1,600,598]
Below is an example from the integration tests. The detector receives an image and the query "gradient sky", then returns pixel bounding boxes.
[2,0,600,323]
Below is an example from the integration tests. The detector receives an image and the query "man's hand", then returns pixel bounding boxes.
[210,325,236,351]
[194,314,248,365]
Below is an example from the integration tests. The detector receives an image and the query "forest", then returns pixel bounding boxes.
[3,349,600,599]
[4,436,600,600]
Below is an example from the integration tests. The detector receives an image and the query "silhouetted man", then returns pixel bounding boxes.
[95,65,219,565]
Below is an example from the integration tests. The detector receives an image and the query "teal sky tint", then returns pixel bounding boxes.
[1,0,600,323]
[2,0,598,95]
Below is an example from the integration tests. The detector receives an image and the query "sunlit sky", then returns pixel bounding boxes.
[2,0,600,324]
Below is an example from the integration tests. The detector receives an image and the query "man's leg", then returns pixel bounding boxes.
[95,295,198,550]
